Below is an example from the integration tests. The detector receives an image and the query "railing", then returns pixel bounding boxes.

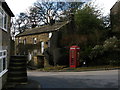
[0,50,7,77]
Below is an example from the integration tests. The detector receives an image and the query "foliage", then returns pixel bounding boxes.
[15,13,29,33]
[38,65,120,71]
[40,66,66,71]
[34,1,65,24]
[70,3,112,66]
[89,45,104,59]
[102,15,111,29]
[14,1,116,67]
[74,3,104,34]
[89,36,120,66]
[28,6,41,28]
[90,36,120,55]
[60,2,84,20]
[103,36,119,50]
[14,1,84,34]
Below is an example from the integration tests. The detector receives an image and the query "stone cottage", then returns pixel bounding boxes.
[0,0,14,90]
[15,21,70,67]
[110,0,120,38]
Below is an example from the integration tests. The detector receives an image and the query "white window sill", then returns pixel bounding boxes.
[0,56,7,59]
[0,69,8,77]
[0,27,7,32]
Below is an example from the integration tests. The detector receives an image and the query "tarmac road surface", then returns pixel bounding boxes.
[27,70,119,89]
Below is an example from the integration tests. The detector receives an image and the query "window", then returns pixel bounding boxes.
[0,6,8,31]
[0,50,7,77]
[0,7,3,28]
[4,14,8,29]
[41,41,44,54]
[3,58,6,70]
[33,38,37,44]
[48,40,50,47]
[49,32,52,38]
[23,38,26,45]
[18,37,21,44]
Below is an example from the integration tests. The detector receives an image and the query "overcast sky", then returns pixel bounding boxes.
[91,0,117,15]
[5,0,117,16]
[5,0,37,16]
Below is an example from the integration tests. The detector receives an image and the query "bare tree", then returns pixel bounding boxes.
[14,1,84,33]
[34,1,67,24]
[15,13,29,33]
[28,6,41,28]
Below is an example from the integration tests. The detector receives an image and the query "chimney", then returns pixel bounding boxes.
[69,13,74,21]
[50,19,55,25]
[49,16,55,25]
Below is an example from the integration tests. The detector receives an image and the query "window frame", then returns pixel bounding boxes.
[0,50,8,77]
[0,6,8,32]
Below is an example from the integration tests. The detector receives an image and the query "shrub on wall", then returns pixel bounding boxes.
[89,36,120,66]
[103,36,119,50]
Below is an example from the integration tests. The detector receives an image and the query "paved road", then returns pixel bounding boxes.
[27,70,119,89]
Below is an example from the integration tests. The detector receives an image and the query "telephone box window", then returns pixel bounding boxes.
[71,51,75,65]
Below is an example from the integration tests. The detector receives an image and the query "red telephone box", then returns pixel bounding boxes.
[69,46,80,68]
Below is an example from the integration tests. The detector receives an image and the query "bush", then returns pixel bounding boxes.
[89,45,103,59]
[89,36,120,66]
[103,36,119,50]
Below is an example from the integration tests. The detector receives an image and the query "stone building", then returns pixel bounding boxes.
[110,0,120,38]
[15,21,70,67]
[0,0,14,90]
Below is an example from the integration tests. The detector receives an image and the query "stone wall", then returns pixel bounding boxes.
[15,33,51,68]
[49,22,72,66]
[15,21,75,67]
[16,33,49,55]
[110,1,120,33]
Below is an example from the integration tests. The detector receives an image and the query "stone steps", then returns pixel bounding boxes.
[4,56,28,89]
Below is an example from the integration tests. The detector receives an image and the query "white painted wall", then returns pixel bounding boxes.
[0,78,2,90]
[0,30,2,50]
[0,30,2,90]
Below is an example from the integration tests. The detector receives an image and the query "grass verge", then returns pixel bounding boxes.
[37,65,120,72]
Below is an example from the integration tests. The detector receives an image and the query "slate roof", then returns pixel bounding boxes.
[16,21,69,37]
